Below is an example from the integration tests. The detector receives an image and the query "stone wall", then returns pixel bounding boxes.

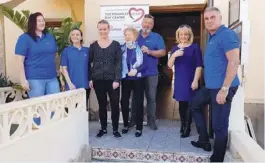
[0,16,6,76]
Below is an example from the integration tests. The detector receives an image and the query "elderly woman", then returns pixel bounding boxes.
[120,27,146,137]
[168,24,203,138]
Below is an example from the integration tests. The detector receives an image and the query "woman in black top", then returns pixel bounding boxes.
[88,20,122,138]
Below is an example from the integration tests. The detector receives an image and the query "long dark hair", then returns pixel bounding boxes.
[27,12,47,41]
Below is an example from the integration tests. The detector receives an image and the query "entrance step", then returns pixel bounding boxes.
[92,147,210,162]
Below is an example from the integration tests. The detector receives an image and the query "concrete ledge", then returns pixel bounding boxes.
[69,144,92,162]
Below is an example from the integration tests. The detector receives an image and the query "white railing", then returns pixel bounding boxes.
[0,89,90,161]
[0,87,28,104]
[0,88,86,146]
[229,130,265,162]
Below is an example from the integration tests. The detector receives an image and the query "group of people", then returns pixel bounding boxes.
[15,6,240,162]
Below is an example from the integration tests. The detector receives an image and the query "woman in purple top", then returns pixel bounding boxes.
[168,24,203,138]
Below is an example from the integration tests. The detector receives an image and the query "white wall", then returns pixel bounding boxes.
[0,111,89,161]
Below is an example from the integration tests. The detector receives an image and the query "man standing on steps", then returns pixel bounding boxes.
[190,7,240,162]
[129,14,166,130]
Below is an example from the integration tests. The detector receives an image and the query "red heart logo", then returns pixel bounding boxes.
[128,7,145,22]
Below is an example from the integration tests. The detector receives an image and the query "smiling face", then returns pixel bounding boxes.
[141,17,154,33]
[97,23,110,39]
[70,29,82,44]
[36,15,45,32]
[178,27,190,43]
[204,10,222,33]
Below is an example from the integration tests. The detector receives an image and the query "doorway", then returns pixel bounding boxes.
[149,4,206,120]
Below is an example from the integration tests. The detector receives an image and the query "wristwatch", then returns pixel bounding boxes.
[221,86,229,92]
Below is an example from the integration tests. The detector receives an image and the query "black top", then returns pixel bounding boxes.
[88,40,122,82]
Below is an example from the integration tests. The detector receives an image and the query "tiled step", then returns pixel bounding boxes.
[92,147,210,162]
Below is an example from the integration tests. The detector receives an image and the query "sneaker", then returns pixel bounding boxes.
[96,129,107,137]
[122,127,129,134]
[135,130,142,137]
[113,131,121,138]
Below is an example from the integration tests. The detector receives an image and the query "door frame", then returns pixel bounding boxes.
[149,3,207,49]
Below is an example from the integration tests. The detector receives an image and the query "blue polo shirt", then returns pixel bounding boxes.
[204,25,240,89]
[15,33,57,80]
[61,45,89,89]
[137,31,166,76]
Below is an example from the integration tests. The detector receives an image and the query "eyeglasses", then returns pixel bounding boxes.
[144,14,154,19]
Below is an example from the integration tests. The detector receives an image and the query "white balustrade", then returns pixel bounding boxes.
[0,88,86,147]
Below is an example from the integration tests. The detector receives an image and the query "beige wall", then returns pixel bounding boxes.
[215,0,264,103]
[68,0,85,32]
[244,0,264,103]
[4,0,72,82]
[0,16,6,76]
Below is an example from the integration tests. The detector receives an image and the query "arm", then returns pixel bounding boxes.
[167,47,183,68]
[88,44,94,82]
[193,45,203,82]
[60,49,74,87]
[222,48,240,88]
[222,31,240,88]
[114,43,122,82]
[17,56,27,83]
[149,35,166,57]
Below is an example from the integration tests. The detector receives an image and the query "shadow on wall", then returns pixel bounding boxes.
[244,103,264,149]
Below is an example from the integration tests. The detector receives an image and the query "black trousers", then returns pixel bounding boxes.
[121,78,145,130]
[85,88,91,110]
[179,101,192,125]
[94,80,120,131]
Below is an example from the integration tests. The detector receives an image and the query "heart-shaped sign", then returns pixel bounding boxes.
[128,7,145,22]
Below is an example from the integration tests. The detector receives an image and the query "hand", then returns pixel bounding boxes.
[191,80,199,90]
[128,69,137,76]
[21,80,30,91]
[172,50,184,57]
[112,81,119,90]
[60,81,66,91]
[216,89,229,104]
[69,83,76,90]
[89,81,94,89]
[141,46,151,54]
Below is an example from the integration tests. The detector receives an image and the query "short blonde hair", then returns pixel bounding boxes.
[175,25,194,44]
[123,27,139,38]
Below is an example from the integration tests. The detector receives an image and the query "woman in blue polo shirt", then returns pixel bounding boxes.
[61,28,90,109]
[15,12,60,98]
[121,27,146,137]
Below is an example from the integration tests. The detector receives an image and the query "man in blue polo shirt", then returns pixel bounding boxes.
[190,7,240,162]
[129,14,166,130]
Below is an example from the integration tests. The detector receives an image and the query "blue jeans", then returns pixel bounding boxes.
[27,78,60,98]
[190,86,238,162]
[27,78,60,125]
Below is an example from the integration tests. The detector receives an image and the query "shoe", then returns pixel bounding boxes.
[181,125,191,138]
[148,120,158,130]
[113,131,121,138]
[180,122,184,133]
[96,129,107,137]
[135,130,142,137]
[191,141,212,151]
[122,127,129,134]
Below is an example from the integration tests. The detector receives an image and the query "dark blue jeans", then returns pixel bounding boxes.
[190,86,238,162]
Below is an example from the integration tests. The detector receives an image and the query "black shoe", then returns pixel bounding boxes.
[135,130,142,137]
[122,127,129,134]
[113,131,121,138]
[96,129,107,137]
[181,126,191,138]
[191,141,212,151]
[148,121,158,130]
[180,122,184,133]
